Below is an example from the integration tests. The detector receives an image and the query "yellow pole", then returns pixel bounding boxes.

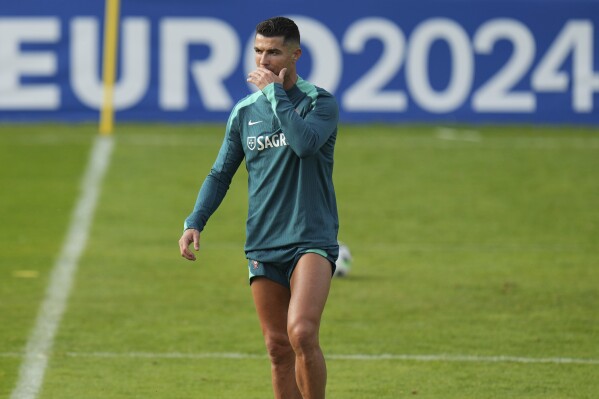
[99,0,121,135]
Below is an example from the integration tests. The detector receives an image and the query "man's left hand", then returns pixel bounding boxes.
[247,67,287,91]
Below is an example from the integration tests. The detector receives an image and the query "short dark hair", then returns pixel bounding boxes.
[255,17,300,46]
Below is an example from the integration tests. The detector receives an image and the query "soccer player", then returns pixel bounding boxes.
[178,16,339,399]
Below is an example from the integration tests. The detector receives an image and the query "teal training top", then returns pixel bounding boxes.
[184,77,339,262]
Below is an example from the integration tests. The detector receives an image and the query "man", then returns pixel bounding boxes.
[178,16,339,399]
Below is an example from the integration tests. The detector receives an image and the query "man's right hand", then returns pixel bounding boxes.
[179,229,200,261]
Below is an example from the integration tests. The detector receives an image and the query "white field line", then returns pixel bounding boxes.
[2,351,596,365]
[10,136,114,399]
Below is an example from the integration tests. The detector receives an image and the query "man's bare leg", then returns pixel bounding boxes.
[288,254,333,399]
[251,277,302,399]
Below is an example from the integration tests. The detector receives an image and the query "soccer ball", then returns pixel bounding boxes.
[334,242,353,277]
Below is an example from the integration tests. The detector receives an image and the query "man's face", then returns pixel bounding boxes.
[253,34,297,75]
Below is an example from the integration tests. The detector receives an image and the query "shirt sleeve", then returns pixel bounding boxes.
[262,82,338,158]
[184,113,245,232]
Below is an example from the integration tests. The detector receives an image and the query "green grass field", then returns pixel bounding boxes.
[1,123,598,398]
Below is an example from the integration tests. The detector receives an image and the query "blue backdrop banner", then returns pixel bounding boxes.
[1,0,598,123]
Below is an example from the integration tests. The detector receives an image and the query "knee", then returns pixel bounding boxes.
[288,320,319,355]
[264,333,295,366]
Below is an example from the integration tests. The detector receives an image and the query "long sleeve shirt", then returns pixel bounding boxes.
[184,76,339,262]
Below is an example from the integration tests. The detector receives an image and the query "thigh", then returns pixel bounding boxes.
[288,253,333,327]
[251,277,291,336]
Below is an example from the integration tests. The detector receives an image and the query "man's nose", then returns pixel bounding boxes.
[259,53,268,65]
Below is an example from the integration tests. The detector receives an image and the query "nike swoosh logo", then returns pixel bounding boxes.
[248,120,263,126]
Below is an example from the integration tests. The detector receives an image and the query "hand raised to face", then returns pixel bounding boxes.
[247,67,288,91]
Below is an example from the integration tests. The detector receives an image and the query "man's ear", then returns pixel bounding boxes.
[293,47,302,62]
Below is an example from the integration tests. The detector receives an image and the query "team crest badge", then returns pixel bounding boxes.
[247,136,256,150]
[252,260,259,269]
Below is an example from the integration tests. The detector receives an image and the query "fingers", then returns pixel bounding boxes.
[193,230,200,251]
[279,68,287,81]
[181,246,196,261]
[179,239,195,260]
[179,229,200,261]
[247,67,284,90]
[246,69,269,90]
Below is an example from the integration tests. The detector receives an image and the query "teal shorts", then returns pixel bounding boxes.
[248,248,336,288]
